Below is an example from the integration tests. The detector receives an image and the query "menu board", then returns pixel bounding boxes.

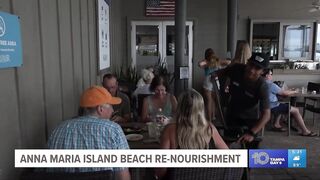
[97,0,110,70]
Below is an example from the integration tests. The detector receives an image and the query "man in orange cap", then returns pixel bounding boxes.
[47,86,130,180]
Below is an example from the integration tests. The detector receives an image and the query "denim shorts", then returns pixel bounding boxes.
[203,76,215,92]
[271,103,289,114]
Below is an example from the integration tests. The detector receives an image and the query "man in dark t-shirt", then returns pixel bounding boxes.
[215,53,271,143]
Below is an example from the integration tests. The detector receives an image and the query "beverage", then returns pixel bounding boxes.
[146,122,161,139]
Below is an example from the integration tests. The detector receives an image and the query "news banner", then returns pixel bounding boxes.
[15,149,306,168]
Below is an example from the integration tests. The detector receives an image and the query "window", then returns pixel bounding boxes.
[250,20,315,62]
[251,22,280,60]
[281,24,312,60]
[315,23,320,61]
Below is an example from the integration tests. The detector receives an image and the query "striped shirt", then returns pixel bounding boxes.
[47,116,129,172]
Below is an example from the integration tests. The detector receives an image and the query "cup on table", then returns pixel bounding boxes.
[147,122,161,139]
[155,115,170,125]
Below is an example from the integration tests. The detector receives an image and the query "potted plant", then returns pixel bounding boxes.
[114,65,139,94]
[153,57,174,85]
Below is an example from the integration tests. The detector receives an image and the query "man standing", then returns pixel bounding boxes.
[216,53,271,144]
[103,74,131,123]
[47,86,130,180]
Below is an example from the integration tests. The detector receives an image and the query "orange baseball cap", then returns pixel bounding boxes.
[80,86,122,107]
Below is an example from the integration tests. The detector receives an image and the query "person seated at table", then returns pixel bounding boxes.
[141,75,177,124]
[136,66,154,88]
[132,69,154,105]
[103,73,131,123]
[132,69,154,117]
[47,86,131,180]
[263,69,317,137]
[155,89,228,179]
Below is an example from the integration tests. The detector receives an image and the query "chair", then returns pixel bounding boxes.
[166,167,244,180]
[303,82,320,126]
[20,169,114,180]
[261,100,291,136]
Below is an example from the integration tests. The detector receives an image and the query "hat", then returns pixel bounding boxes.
[248,53,269,69]
[141,69,154,82]
[80,86,121,107]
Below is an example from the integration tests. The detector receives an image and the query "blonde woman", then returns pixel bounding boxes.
[223,41,252,94]
[198,48,229,121]
[198,48,218,122]
[233,40,252,64]
[155,89,228,179]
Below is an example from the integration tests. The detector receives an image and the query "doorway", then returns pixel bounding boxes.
[131,21,193,88]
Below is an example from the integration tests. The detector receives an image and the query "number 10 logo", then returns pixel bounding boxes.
[252,152,269,165]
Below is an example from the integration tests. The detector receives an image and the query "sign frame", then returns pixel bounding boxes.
[97,0,110,71]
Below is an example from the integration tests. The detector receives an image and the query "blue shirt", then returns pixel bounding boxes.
[204,66,218,76]
[266,80,282,108]
[47,116,129,173]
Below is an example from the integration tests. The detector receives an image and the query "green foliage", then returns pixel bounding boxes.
[154,58,175,85]
[114,65,139,85]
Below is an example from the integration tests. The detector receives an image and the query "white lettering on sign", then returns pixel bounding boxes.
[0,40,7,45]
[0,55,10,63]
[0,40,17,46]
[7,41,16,46]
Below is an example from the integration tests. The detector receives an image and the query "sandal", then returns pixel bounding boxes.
[272,126,287,132]
[299,131,318,137]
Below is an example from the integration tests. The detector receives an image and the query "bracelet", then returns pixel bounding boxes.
[247,130,257,138]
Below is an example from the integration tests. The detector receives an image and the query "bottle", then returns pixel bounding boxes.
[155,108,163,123]
[301,87,306,94]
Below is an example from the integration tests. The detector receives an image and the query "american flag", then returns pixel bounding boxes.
[145,0,175,17]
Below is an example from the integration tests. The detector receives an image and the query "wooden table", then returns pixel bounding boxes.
[289,92,320,99]
[288,92,320,108]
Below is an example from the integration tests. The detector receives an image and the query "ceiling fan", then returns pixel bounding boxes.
[309,0,320,12]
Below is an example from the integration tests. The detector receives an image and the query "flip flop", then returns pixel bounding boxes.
[299,131,318,137]
[272,126,287,132]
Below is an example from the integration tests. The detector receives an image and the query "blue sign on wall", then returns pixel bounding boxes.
[0,11,22,69]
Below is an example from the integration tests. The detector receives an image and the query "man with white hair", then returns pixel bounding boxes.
[136,68,154,88]
[47,86,130,180]
[134,68,154,95]
[132,69,155,113]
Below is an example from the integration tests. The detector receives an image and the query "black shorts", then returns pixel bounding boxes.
[271,103,289,114]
